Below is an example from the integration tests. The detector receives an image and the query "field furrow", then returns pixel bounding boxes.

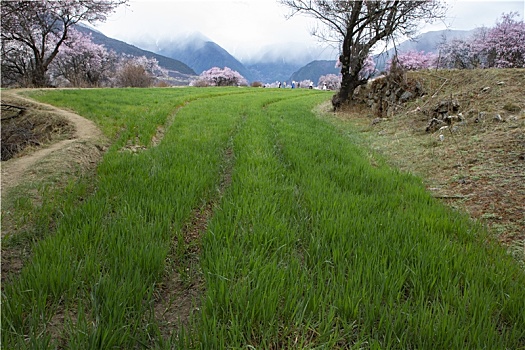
[2,88,524,349]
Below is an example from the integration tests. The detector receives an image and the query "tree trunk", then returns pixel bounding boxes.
[31,64,48,87]
[334,54,367,109]
[338,71,356,102]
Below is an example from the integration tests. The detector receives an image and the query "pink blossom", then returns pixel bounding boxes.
[439,12,525,69]
[388,50,438,71]
[318,74,341,89]
[51,29,116,87]
[190,67,248,87]
[482,12,525,68]
[360,55,377,79]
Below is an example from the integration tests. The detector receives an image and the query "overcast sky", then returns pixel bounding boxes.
[94,0,525,62]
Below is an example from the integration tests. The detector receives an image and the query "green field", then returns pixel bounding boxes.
[2,87,525,349]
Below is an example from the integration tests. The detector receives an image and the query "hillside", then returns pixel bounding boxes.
[289,60,339,84]
[136,33,255,82]
[335,68,524,257]
[75,25,197,78]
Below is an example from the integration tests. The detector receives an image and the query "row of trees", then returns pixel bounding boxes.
[391,12,525,71]
[2,23,167,88]
[0,0,168,88]
[1,0,132,88]
[3,1,521,93]
[280,1,524,108]
[439,12,524,69]
[303,9,523,97]
[51,29,167,88]
[194,10,524,92]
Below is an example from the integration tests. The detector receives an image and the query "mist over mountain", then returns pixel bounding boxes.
[78,26,475,86]
[75,25,196,76]
[288,29,476,84]
[125,31,337,83]
[237,41,335,65]
[132,32,255,82]
[240,42,336,83]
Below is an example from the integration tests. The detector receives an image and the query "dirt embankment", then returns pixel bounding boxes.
[1,90,108,282]
[338,69,524,260]
[1,90,106,193]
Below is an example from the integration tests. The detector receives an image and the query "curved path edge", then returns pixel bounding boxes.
[1,89,105,192]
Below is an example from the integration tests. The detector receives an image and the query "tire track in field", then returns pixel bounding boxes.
[152,92,320,341]
[152,114,244,342]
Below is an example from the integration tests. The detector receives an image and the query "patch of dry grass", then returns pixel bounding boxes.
[332,68,525,261]
[1,92,76,160]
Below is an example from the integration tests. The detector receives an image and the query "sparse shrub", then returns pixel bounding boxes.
[116,56,167,88]
[251,81,263,88]
[117,64,153,87]
[155,81,170,88]
[190,79,209,87]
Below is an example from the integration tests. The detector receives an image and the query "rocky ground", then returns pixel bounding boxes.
[336,68,524,262]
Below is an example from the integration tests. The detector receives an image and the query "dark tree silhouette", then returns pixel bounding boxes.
[280,0,446,109]
[1,0,127,87]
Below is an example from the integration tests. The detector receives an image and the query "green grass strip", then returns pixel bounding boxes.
[2,88,259,348]
[182,93,525,349]
[3,88,524,349]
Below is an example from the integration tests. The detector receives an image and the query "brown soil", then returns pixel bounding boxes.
[334,68,525,261]
[153,146,234,342]
[1,89,105,191]
[1,89,107,283]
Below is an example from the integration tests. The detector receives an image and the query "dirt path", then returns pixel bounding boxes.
[1,90,104,192]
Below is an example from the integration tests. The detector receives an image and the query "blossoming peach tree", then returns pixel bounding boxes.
[190,67,248,87]
[1,0,127,87]
[439,12,525,69]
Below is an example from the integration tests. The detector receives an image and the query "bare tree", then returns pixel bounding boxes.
[280,0,446,108]
[1,0,127,87]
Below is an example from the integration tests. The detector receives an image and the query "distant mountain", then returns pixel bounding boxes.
[289,60,339,84]
[132,34,339,84]
[291,29,476,82]
[246,61,303,83]
[75,25,197,81]
[374,29,474,72]
[134,32,255,82]
[241,42,335,83]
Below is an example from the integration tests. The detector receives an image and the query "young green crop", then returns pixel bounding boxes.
[2,87,524,349]
[180,93,525,348]
[2,87,261,348]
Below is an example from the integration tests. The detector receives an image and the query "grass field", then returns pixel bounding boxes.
[2,87,525,349]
